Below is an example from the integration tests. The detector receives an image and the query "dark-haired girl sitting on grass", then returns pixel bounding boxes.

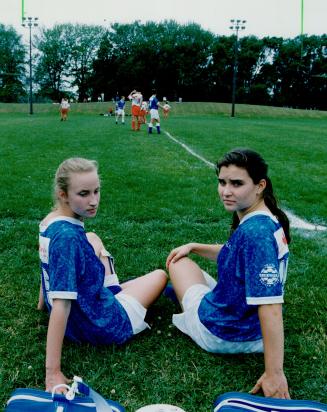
[166,148,290,399]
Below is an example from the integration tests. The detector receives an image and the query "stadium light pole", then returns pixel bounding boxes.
[300,0,304,58]
[229,19,246,117]
[22,16,39,115]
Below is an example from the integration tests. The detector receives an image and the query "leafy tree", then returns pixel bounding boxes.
[2,18,322,107]
[70,21,327,107]
[35,24,104,101]
[68,24,105,101]
[91,20,214,101]
[300,35,327,109]
[0,24,26,102]
[237,36,266,104]
[253,36,284,105]
[256,35,327,109]
[34,25,72,101]
[91,21,167,100]
[91,34,120,100]
[165,22,214,101]
[209,35,235,102]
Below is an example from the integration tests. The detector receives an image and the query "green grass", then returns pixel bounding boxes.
[0,103,326,411]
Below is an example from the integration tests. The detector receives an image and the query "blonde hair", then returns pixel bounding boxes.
[53,157,98,205]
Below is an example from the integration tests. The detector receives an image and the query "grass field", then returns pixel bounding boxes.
[0,102,326,411]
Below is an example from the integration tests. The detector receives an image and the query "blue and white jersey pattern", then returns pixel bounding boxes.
[198,211,289,342]
[117,99,125,110]
[148,95,159,110]
[39,216,133,345]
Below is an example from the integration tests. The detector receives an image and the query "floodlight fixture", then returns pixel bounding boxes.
[21,17,39,115]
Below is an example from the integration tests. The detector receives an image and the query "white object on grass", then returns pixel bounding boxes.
[135,404,186,412]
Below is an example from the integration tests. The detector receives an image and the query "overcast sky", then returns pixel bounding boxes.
[1,0,326,39]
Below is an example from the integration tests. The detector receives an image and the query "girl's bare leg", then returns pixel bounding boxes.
[168,257,207,304]
[37,282,46,310]
[121,270,167,308]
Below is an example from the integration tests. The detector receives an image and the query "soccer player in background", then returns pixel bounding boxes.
[139,100,148,125]
[115,96,126,125]
[128,90,143,131]
[163,101,171,119]
[148,90,162,134]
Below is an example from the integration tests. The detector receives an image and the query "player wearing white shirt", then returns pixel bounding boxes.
[163,102,171,118]
[128,90,143,131]
[60,98,70,121]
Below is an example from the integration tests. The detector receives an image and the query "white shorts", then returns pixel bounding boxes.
[172,273,263,354]
[116,293,150,335]
[117,108,124,115]
[150,109,160,120]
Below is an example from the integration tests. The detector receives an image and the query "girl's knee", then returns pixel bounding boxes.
[155,268,167,277]
[152,269,168,286]
[168,258,188,277]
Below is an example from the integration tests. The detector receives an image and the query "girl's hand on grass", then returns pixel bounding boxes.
[46,370,71,394]
[250,371,290,399]
[166,244,193,268]
[37,299,46,311]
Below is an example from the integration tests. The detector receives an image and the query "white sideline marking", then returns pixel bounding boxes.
[286,212,326,231]
[164,131,326,232]
[165,131,216,169]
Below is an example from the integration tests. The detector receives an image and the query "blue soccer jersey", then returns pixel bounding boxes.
[198,211,289,342]
[118,99,125,109]
[148,95,159,110]
[39,217,133,345]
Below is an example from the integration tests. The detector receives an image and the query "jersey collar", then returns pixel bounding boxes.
[239,210,278,225]
[40,216,84,231]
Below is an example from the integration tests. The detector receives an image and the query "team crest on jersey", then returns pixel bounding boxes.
[259,264,279,287]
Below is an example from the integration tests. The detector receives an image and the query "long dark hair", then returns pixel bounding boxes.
[217,148,291,243]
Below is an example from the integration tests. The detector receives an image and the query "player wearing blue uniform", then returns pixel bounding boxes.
[38,158,167,394]
[115,96,126,124]
[166,149,291,400]
[114,92,120,112]
[148,90,162,134]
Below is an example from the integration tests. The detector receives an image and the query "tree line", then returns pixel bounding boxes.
[0,20,326,109]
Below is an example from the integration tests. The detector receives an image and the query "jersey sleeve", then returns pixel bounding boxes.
[48,233,84,300]
[242,229,284,305]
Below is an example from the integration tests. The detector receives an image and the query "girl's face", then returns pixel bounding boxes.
[60,170,100,220]
[218,165,265,218]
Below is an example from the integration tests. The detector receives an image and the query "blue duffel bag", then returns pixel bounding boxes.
[214,392,327,412]
[5,376,125,412]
